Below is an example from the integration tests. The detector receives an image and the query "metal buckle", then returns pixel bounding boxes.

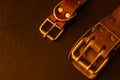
[68,32,109,79]
[39,18,64,41]
[68,22,120,79]
[39,0,78,41]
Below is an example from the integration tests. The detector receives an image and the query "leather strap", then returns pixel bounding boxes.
[39,0,87,41]
[99,6,120,57]
[102,6,120,40]
[68,5,120,79]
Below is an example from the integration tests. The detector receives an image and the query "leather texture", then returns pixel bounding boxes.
[49,0,86,28]
[101,6,120,57]
[68,6,120,79]
[39,0,87,41]
[102,6,120,39]
[0,0,120,80]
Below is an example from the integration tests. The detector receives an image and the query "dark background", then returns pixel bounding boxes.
[0,0,120,80]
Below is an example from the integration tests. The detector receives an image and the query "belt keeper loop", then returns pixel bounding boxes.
[39,0,87,41]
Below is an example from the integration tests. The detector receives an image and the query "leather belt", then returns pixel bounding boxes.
[68,6,120,79]
[39,0,87,41]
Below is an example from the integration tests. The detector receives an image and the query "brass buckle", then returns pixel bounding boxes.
[68,26,109,79]
[39,18,64,41]
[39,0,78,41]
[68,22,120,79]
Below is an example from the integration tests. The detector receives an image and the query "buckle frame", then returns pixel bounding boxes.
[68,37,109,79]
[68,23,113,79]
[39,18,64,41]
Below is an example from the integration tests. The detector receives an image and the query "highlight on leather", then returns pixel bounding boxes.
[39,0,87,41]
[68,5,120,79]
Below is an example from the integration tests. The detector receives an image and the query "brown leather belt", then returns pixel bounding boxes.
[68,6,120,79]
[39,0,87,41]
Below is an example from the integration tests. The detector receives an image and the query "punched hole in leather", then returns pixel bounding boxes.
[68,5,120,79]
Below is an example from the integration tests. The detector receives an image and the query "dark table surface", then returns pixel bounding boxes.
[0,0,120,80]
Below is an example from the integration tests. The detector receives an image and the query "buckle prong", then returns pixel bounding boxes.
[69,34,109,79]
[86,49,105,71]
[77,40,93,61]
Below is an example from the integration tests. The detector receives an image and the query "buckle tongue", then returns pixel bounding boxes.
[39,0,88,41]
[69,34,109,79]
[68,22,120,79]
[39,18,64,41]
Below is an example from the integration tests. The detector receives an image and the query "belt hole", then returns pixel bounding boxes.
[91,36,96,40]
[102,45,106,50]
